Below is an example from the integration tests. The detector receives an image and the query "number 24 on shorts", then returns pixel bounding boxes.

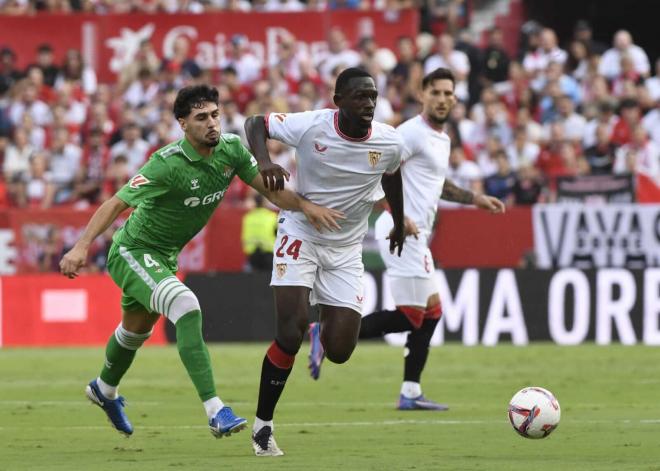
[276,235,302,260]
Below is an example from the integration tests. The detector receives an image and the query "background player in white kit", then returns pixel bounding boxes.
[309,68,505,409]
[244,68,408,456]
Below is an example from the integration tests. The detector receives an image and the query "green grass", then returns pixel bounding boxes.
[1,343,660,470]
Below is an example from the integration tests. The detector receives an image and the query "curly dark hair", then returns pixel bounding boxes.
[173,85,220,119]
[422,68,455,89]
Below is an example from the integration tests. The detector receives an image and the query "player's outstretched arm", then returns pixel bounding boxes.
[441,179,506,214]
[249,174,345,232]
[244,115,290,192]
[59,196,130,278]
[381,169,406,256]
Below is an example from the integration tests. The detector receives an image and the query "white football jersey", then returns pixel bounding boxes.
[266,109,403,246]
[394,114,451,237]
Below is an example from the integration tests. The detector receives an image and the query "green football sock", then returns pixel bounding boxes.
[175,310,217,402]
[99,333,137,387]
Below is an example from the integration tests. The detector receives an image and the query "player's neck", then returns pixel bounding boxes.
[337,111,371,139]
[421,113,445,131]
[186,136,213,158]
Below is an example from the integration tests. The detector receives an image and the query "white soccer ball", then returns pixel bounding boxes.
[508,386,561,439]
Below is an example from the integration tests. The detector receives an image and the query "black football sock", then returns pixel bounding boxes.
[359,308,421,338]
[255,340,296,422]
[403,318,439,383]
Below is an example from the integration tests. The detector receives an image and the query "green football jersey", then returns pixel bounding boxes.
[113,134,259,264]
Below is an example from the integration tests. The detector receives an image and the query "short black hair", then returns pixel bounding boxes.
[173,85,220,119]
[422,68,455,89]
[335,67,373,95]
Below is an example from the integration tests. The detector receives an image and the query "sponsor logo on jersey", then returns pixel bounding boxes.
[183,189,227,207]
[368,151,382,167]
[356,295,364,304]
[190,179,200,190]
[129,174,150,189]
[276,263,287,278]
[314,141,328,154]
[274,114,286,122]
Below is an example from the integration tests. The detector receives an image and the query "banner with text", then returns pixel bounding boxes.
[2,10,418,83]
[532,204,660,269]
[556,174,635,203]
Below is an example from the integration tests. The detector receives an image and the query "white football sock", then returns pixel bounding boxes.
[401,381,422,399]
[253,417,274,433]
[203,397,225,420]
[96,377,118,400]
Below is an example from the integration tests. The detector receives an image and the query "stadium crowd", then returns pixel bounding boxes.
[0,8,659,211]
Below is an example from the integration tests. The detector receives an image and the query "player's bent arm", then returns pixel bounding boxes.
[59,196,130,278]
[248,174,345,232]
[245,115,290,191]
[381,169,406,255]
[441,179,506,213]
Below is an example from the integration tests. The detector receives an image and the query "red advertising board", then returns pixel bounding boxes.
[1,10,418,83]
[0,274,167,346]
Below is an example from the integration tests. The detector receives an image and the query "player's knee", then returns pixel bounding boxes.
[325,347,354,364]
[398,306,426,329]
[151,276,200,324]
[424,303,442,321]
[114,323,152,350]
[276,329,304,354]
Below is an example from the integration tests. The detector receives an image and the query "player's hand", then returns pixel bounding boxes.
[474,194,506,214]
[59,245,88,279]
[301,200,346,232]
[404,216,419,239]
[386,224,406,256]
[259,162,290,192]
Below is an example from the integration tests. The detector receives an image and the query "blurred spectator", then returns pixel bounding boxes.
[3,126,33,206]
[123,68,160,108]
[642,98,660,146]
[9,81,52,127]
[598,30,650,80]
[160,35,201,81]
[0,47,23,85]
[584,123,616,175]
[74,127,109,204]
[481,27,510,86]
[109,122,149,175]
[56,48,97,95]
[610,98,641,146]
[28,43,59,87]
[552,95,587,143]
[512,165,543,205]
[522,28,567,77]
[49,126,82,203]
[102,154,130,200]
[644,58,660,102]
[118,40,160,91]
[25,151,55,208]
[506,125,540,170]
[572,20,607,56]
[582,100,616,148]
[443,145,482,205]
[484,150,516,202]
[318,28,361,80]
[220,99,247,144]
[424,33,470,101]
[241,193,278,271]
[614,126,659,181]
[220,34,263,85]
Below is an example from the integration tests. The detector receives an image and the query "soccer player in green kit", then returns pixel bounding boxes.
[59,85,343,439]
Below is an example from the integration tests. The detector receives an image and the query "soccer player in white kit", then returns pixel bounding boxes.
[244,68,408,456]
[309,68,506,409]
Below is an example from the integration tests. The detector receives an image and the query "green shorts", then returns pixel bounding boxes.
[107,243,178,314]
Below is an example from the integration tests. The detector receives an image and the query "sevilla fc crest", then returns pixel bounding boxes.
[368,151,382,167]
[129,174,150,189]
[276,263,287,278]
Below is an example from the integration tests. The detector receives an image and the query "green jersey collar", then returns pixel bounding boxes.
[180,138,210,162]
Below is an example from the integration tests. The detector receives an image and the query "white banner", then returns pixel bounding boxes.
[532,204,660,269]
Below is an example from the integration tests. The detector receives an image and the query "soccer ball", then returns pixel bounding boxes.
[508,387,561,439]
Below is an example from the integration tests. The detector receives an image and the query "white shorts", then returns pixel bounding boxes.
[270,227,365,313]
[375,212,435,278]
[386,273,440,308]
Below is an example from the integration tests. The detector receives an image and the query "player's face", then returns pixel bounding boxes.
[336,77,378,126]
[181,101,221,148]
[421,79,456,126]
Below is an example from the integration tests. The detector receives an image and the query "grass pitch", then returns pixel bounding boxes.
[1,343,660,470]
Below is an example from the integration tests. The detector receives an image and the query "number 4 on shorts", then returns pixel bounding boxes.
[144,253,160,267]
